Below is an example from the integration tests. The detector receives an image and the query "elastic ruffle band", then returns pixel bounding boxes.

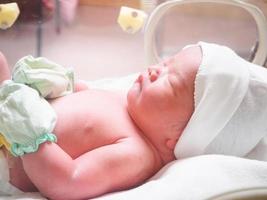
[11,133,57,157]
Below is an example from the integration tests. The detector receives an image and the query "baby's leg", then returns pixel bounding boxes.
[0,52,11,83]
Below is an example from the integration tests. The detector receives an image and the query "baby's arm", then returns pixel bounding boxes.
[21,139,150,200]
[0,52,11,82]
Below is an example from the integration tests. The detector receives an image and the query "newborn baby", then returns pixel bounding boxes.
[0,44,200,199]
[1,42,267,199]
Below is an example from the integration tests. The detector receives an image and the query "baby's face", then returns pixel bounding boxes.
[127,46,201,159]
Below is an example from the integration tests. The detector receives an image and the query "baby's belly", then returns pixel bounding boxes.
[49,89,131,158]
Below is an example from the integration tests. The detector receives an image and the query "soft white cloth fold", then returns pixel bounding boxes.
[94,155,267,200]
[3,155,267,200]
[174,42,267,160]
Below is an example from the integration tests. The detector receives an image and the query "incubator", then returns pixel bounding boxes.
[1,0,267,199]
[144,0,267,66]
[0,0,266,80]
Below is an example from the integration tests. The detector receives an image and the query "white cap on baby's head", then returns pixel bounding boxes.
[174,42,267,160]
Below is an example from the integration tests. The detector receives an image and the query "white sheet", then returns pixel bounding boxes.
[2,155,267,200]
[94,155,267,200]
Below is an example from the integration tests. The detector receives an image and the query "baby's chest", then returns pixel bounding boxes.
[57,123,120,157]
[51,97,132,158]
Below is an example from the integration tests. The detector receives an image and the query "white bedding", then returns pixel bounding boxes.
[94,155,267,200]
[2,155,267,200]
[1,74,267,200]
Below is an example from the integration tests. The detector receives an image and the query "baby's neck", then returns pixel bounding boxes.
[115,90,177,167]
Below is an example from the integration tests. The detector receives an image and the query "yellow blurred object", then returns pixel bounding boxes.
[0,133,11,151]
[117,6,148,34]
[0,2,20,30]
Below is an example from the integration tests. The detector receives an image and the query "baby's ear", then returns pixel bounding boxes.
[74,80,89,92]
[165,139,178,151]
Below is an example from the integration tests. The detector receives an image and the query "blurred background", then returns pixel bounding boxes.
[0,0,267,80]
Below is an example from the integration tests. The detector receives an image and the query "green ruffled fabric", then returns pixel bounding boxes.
[11,133,57,157]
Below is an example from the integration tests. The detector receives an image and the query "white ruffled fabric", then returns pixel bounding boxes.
[174,42,267,160]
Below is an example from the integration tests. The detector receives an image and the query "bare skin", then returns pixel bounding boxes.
[0,45,202,199]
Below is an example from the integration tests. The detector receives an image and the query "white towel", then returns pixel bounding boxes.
[94,155,267,200]
[3,155,267,200]
[174,42,267,160]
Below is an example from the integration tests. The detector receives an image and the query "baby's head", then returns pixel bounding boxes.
[127,45,202,163]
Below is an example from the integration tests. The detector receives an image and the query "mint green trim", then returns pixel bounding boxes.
[11,133,57,157]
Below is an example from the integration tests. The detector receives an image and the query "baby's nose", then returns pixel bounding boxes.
[148,67,161,82]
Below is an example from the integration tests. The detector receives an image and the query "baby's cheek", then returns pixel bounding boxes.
[142,89,163,106]
[143,81,167,96]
